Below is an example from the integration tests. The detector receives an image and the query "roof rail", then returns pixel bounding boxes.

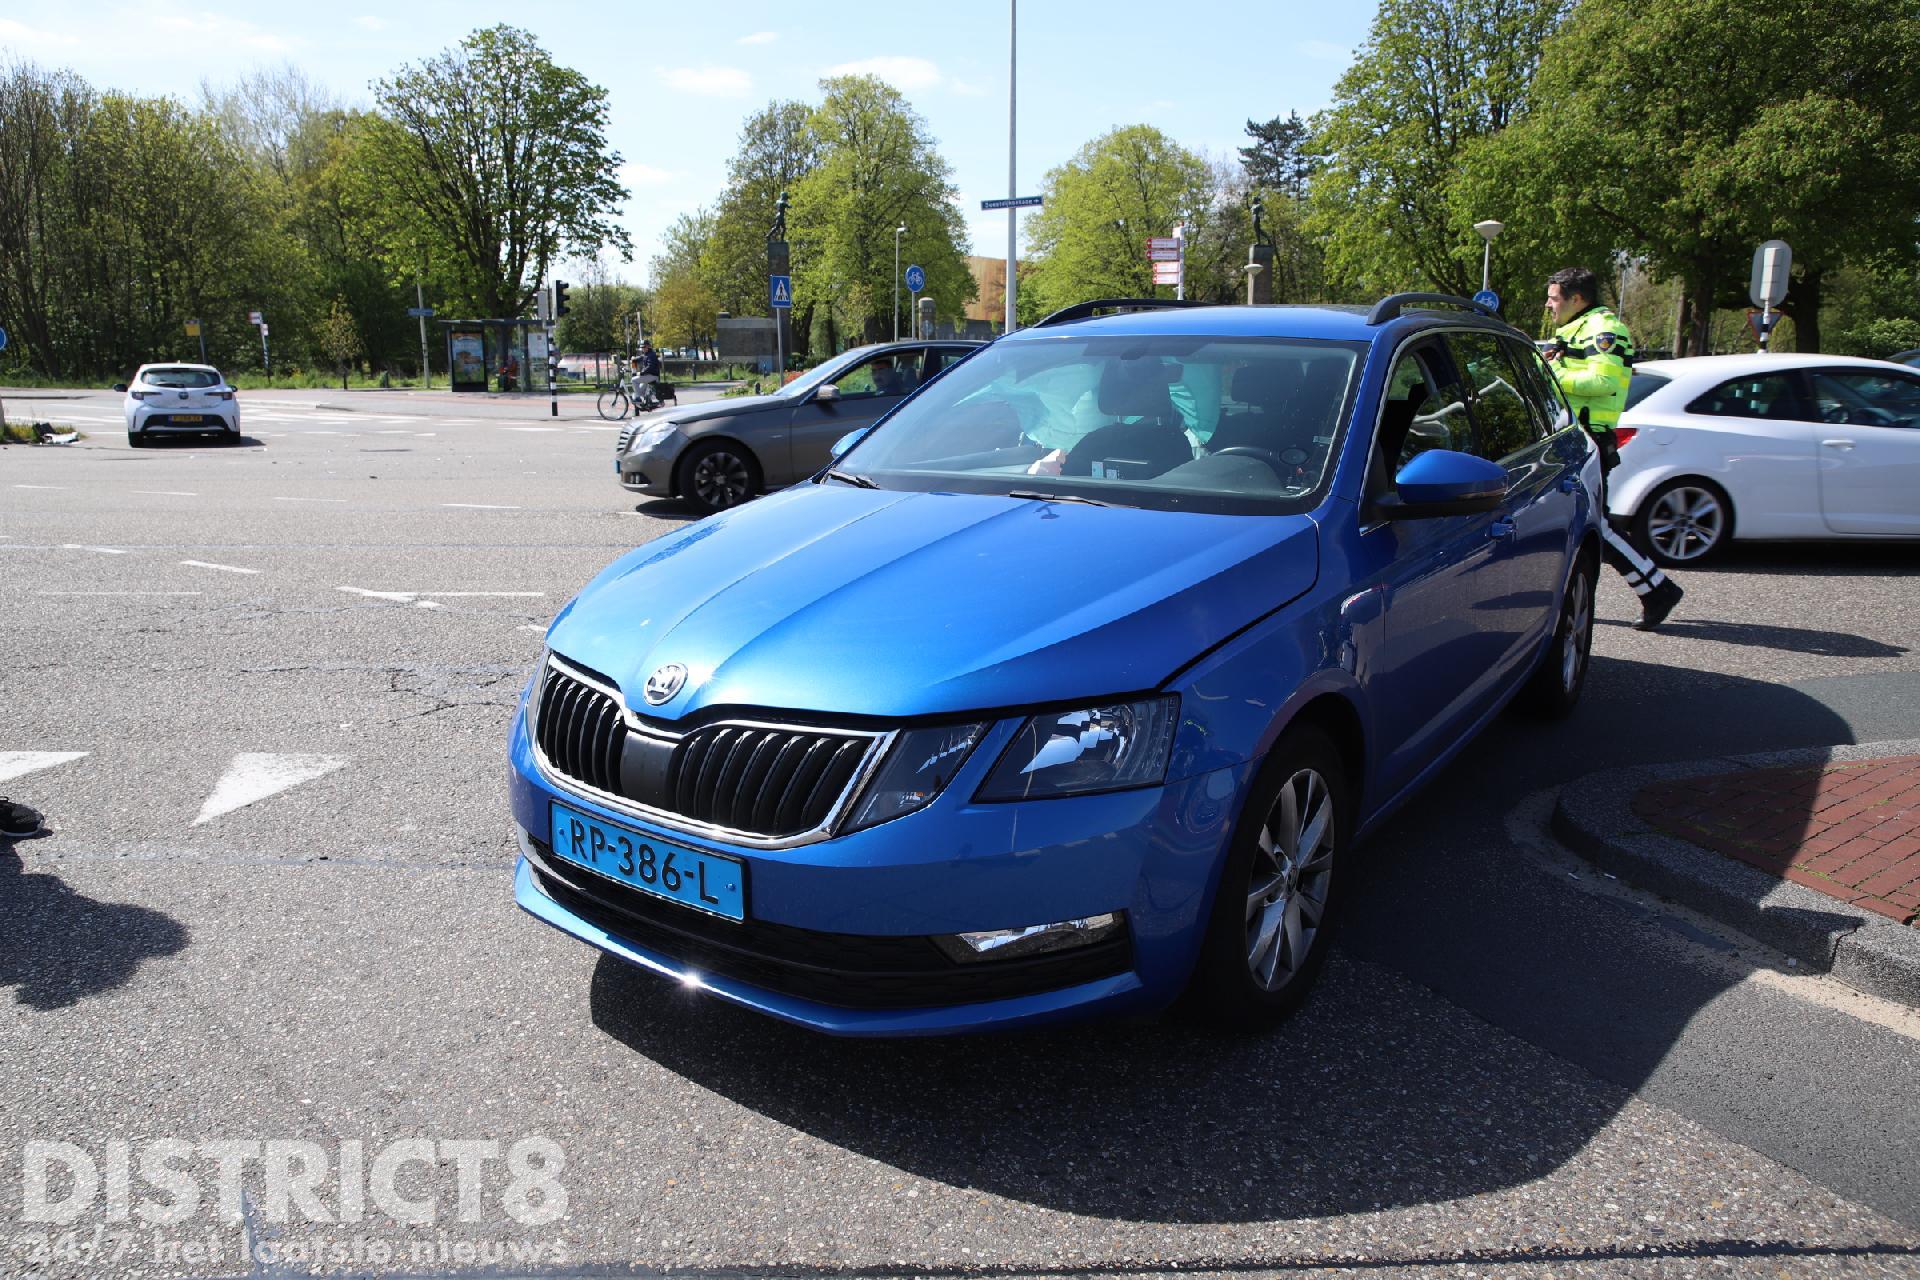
[1367,292,1501,325]
[1032,298,1209,329]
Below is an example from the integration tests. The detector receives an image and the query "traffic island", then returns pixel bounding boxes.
[1553,740,1920,1010]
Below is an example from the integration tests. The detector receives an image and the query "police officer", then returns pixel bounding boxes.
[1544,267,1682,631]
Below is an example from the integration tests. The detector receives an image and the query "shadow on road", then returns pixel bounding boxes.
[1596,615,1908,658]
[580,659,1918,1227]
[0,845,189,1011]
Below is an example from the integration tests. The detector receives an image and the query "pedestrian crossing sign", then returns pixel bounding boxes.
[770,274,792,309]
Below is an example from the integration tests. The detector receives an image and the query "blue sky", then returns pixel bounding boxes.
[1,2,1378,281]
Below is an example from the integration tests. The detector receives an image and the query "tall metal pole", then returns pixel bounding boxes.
[417,277,431,389]
[894,226,904,341]
[1005,0,1017,335]
[1481,242,1492,294]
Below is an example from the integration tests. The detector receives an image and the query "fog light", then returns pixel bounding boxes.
[934,912,1124,963]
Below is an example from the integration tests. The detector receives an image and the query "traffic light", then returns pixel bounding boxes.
[552,280,571,317]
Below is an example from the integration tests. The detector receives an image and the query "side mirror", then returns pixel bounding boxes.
[1374,450,1507,520]
[812,383,841,404]
[830,427,873,459]
[112,383,128,393]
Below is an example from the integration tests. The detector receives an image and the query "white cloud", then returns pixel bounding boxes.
[949,77,988,97]
[0,17,80,46]
[657,65,753,97]
[825,56,943,92]
[1300,39,1349,62]
[353,15,388,30]
[737,31,777,45]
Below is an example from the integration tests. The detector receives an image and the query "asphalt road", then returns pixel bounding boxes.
[3,388,1918,1279]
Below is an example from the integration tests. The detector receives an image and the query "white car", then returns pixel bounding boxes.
[123,363,241,447]
[1609,353,1920,564]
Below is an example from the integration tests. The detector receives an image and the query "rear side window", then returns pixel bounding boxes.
[1687,374,1803,420]
[1624,372,1671,411]
[142,368,221,389]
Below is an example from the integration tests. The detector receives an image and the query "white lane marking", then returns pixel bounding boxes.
[422,591,545,597]
[61,544,128,554]
[0,751,88,785]
[180,560,260,575]
[194,753,348,825]
[338,587,418,602]
[415,600,445,610]
[300,430,351,436]
[517,624,547,633]
[15,484,68,490]
[273,496,348,503]
[442,503,522,510]
[337,586,546,605]
[134,490,199,497]
[413,432,437,437]
[502,426,562,432]
[39,590,200,596]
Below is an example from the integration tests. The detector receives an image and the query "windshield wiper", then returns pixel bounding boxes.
[822,469,880,489]
[1006,490,1113,507]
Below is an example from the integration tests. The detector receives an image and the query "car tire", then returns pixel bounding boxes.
[223,429,242,446]
[127,431,145,448]
[678,439,762,515]
[1518,551,1596,719]
[1188,723,1349,1030]
[1631,477,1732,567]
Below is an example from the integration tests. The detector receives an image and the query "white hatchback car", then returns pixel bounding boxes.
[124,363,241,446]
[1610,353,1920,564]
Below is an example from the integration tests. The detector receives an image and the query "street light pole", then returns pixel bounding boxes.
[1005,0,1018,335]
[894,224,906,341]
[1473,219,1505,295]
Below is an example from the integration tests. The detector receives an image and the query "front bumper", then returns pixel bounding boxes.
[508,707,1249,1036]
[129,404,239,434]
[615,431,684,497]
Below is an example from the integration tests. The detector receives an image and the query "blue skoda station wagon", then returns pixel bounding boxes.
[509,294,1604,1035]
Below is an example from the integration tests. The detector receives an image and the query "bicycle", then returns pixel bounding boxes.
[596,358,633,421]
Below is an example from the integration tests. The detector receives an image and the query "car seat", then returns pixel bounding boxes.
[1063,361,1193,478]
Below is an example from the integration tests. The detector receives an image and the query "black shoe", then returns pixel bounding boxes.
[0,797,45,839]
[1634,579,1683,631]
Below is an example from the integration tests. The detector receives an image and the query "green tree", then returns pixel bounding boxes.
[359,25,630,321]
[649,270,720,352]
[703,101,820,333]
[1022,125,1214,313]
[317,295,361,389]
[1474,0,1920,354]
[1306,0,1571,300]
[1241,111,1315,200]
[789,75,972,347]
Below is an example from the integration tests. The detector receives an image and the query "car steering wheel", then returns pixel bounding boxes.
[1213,445,1309,480]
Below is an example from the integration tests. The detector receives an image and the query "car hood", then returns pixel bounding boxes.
[547,485,1319,720]
[657,393,786,426]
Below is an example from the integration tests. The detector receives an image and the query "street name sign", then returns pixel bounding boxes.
[407,306,435,318]
[981,195,1043,210]
[1147,246,1181,262]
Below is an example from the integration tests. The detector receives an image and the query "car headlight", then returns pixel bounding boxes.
[626,421,677,453]
[841,723,987,833]
[975,697,1178,802]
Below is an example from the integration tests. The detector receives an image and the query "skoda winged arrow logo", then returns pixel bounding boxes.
[643,663,688,705]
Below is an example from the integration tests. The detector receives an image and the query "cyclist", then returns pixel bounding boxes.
[633,341,663,410]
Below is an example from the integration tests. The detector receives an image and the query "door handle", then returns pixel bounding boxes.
[1488,519,1516,541]
[1822,439,1855,450]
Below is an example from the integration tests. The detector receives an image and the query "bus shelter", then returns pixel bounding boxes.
[438,319,551,393]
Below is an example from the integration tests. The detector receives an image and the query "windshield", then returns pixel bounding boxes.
[833,335,1362,514]
[778,346,882,399]
[142,368,221,389]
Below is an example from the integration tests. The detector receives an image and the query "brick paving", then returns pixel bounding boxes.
[1632,755,1920,925]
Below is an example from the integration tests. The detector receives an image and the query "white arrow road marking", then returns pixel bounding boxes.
[0,751,88,785]
[193,753,347,825]
[180,560,260,574]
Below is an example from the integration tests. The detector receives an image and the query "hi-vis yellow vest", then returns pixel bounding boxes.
[1552,305,1634,429]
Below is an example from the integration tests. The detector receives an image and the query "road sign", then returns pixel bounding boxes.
[0,326,8,352]
[1147,246,1181,262]
[1473,289,1500,312]
[1750,239,1791,309]
[247,310,263,325]
[407,306,435,318]
[184,320,201,337]
[904,264,926,292]
[1146,236,1180,252]
[1151,263,1182,284]
[980,195,1043,210]
[770,274,793,309]
[260,324,269,336]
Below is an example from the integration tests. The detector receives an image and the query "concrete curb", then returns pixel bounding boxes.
[1552,739,1920,1009]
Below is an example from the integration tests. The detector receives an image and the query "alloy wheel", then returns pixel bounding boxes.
[1560,567,1593,693]
[1244,767,1336,992]
[691,449,752,509]
[1646,485,1724,562]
